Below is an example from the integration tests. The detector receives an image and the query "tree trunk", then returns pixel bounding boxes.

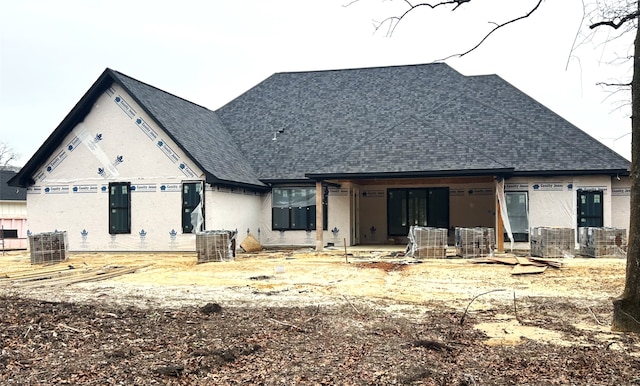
[612,1,640,332]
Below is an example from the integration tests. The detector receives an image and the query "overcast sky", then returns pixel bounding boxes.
[0,0,634,166]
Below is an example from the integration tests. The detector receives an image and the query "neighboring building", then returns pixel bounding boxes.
[1,169,27,250]
[8,64,631,252]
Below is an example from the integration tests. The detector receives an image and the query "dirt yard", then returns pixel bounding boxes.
[1,248,639,385]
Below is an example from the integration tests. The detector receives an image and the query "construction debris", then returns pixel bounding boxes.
[470,255,563,275]
[0,264,150,288]
[240,233,263,253]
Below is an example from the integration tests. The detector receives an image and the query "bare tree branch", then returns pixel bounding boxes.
[357,0,544,59]
[441,0,544,60]
[597,81,633,87]
[0,142,20,169]
[371,0,475,37]
[590,10,640,30]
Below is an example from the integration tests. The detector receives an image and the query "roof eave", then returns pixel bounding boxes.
[205,173,268,191]
[305,168,515,180]
[511,169,630,177]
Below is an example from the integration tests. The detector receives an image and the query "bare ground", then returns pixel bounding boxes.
[1,249,639,385]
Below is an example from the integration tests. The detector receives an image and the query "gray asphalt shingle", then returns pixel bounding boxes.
[217,63,630,181]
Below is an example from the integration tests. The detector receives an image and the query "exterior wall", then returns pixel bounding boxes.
[358,186,387,244]
[611,176,632,235]
[0,201,27,249]
[504,175,627,250]
[25,83,207,251]
[204,186,264,247]
[325,186,351,247]
[254,187,351,248]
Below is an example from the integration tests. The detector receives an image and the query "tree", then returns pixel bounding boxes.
[0,141,20,169]
[589,1,640,332]
[352,0,640,332]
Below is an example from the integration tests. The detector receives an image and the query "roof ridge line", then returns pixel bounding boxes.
[108,69,214,112]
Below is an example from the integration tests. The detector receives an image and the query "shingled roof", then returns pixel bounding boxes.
[217,63,630,181]
[111,70,265,188]
[0,170,26,201]
[9,63,630,188]
[9,69,265,189]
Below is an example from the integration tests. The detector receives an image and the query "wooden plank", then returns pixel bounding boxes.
[487,257,519,265]
[7,268,89,284]
[511,264,547,275]
[468,258,496,264]
[64,265,151,285]
[0,265,76,279]
[13,265,151,288]
[515,256,546,266]
[527,257,563,268]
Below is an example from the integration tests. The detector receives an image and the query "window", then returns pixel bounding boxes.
[387,188,449,236]
[182,182,204,233]
[109,182,131,234]
[505,191,529,242]
[272,187,327,231]
[577,190,603,228]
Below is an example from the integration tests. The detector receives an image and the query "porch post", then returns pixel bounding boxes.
[496,191,505,253]
[315,181,323,251]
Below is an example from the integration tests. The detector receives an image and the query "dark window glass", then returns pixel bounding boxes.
[182,182,203,233]
[387,188,449,236]
[272,187,326,231]
[505,191,529,242]
[109,182,131,234]
[577,190,604,228]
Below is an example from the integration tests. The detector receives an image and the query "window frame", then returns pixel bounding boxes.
[182,181,204,233]
[577,189,604,228]
[387,187,449,236]
[272,186,328,231]
[504,191,529,242]
[109,182,131,234]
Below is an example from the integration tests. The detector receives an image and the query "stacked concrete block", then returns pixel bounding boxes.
[29,231,68,264]
[579,227,627,258]
[407,226,448,259]
[196,230,236,263]
[455,227,495,258]
[530,227,575,258]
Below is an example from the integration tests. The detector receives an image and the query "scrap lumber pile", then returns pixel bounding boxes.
[471,255,563,275]
[196,230,237,263]
[455,227,494,258]
[29,231,68,264]
[0,264,150,288]
[405,226,448,259]
[530,227,575,258]
[579,227,627,258]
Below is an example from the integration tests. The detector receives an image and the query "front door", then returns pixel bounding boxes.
[577,189,603,228]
